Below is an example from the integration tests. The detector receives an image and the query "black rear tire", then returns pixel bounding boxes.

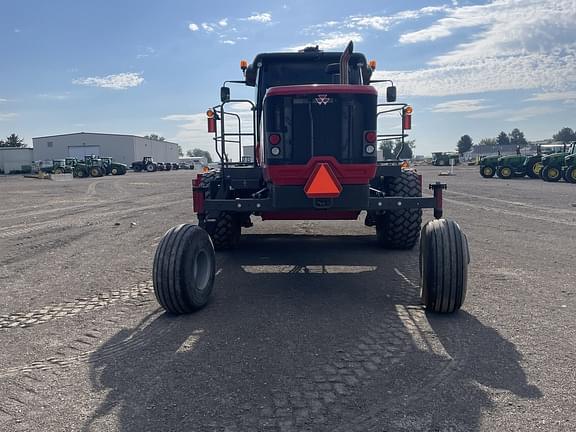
[376,170,422,249]
[564,166,576,183]
[203,213,241,250]
[420,219,469,313]
[541,165,561,182]
[90,167,103,177]
[153,224,216,314]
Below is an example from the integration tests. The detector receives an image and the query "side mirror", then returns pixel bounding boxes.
[220,86,230,102]
[386,86,397,103]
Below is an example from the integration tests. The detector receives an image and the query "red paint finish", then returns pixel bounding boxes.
[192,175,205,213]
[403,113,412,130]
[207,117,216,133]
[261,211,360,221]
[266,84,378,97]
[265,156,376,186]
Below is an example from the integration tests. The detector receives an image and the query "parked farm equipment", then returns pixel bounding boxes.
[432,152,459,167]
[101,157,128,175]
[131,157,157,172]
[152,42,470,315]
[73,156,105,178]
[540,143,576,182]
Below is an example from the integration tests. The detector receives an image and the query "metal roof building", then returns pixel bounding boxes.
[0,147,34,174]
[32,132,180,165]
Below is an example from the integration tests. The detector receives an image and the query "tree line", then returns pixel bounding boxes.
[0,133,27,147]
[456,127,576,155]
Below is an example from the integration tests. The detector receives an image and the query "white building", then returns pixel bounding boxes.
[0,147,34,174]
[32,132,180,164]
[179,157,208,167]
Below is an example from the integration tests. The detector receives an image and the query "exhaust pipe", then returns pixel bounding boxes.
[339,41,354,84]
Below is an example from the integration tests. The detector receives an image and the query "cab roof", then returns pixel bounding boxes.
[245,50,371,86]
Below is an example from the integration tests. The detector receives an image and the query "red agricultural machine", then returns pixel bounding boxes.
[153,42,469,315]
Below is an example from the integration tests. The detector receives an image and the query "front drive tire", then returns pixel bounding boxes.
[153,224,216,314]
[541,165,562,182]
[526,160,542,179]
[496,166,513,179]
[376,170,422,249]
[480,166,495,178]
[564,166,576,183]
[420,219,469,313]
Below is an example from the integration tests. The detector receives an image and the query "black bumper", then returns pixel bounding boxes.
[204,184,435,213]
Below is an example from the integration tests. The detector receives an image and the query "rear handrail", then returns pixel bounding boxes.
[377,103,410,160]
[210,99,257,170]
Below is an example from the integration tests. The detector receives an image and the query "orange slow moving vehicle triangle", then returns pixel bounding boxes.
[304,163,342,198]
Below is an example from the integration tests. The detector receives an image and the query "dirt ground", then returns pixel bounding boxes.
[0,166,574,431]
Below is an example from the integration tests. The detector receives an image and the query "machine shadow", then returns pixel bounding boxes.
[84,234,541,432]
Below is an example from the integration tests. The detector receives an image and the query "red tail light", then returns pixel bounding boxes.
[364,131,377,143]
[268,133,281,145]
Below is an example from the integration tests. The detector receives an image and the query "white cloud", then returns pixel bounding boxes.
[72,72,144,90]
[218,18,228,27]
[374,1,576,97]
[525,91,576,103]
[400,0,575,65]
[309,6,449,34]
[0,113,18,121]
[244,12,272,23]
[201,23,214,32]
[431,99,490,113]
[0,98,7,103]
[136,47,156,59]
[467,106,561,122]
[221,40,236,45]
[375,48,576,97]
[163,107,253,160]
[289,32,363,52]
[189,23,199,31]
[162,114,199,121]
[37,93,70,100]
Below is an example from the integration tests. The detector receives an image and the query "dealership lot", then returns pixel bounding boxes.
[0,166,574,431]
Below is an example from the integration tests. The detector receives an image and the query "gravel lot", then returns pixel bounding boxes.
[0,166,574,431]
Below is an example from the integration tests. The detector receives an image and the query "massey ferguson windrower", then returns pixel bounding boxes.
[153,42,469,315]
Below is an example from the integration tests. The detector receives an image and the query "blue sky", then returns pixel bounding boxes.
[1,0,575,157]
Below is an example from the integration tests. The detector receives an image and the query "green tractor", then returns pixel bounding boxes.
[563,151,576,183]
[432,152,460,166]
[479,155,499,178]
[522,144,567,179]
[73,156,105,178]
[540,143,575,182]
[100,157,128,176]
[52,159,75,174]
[496,154,527,179]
